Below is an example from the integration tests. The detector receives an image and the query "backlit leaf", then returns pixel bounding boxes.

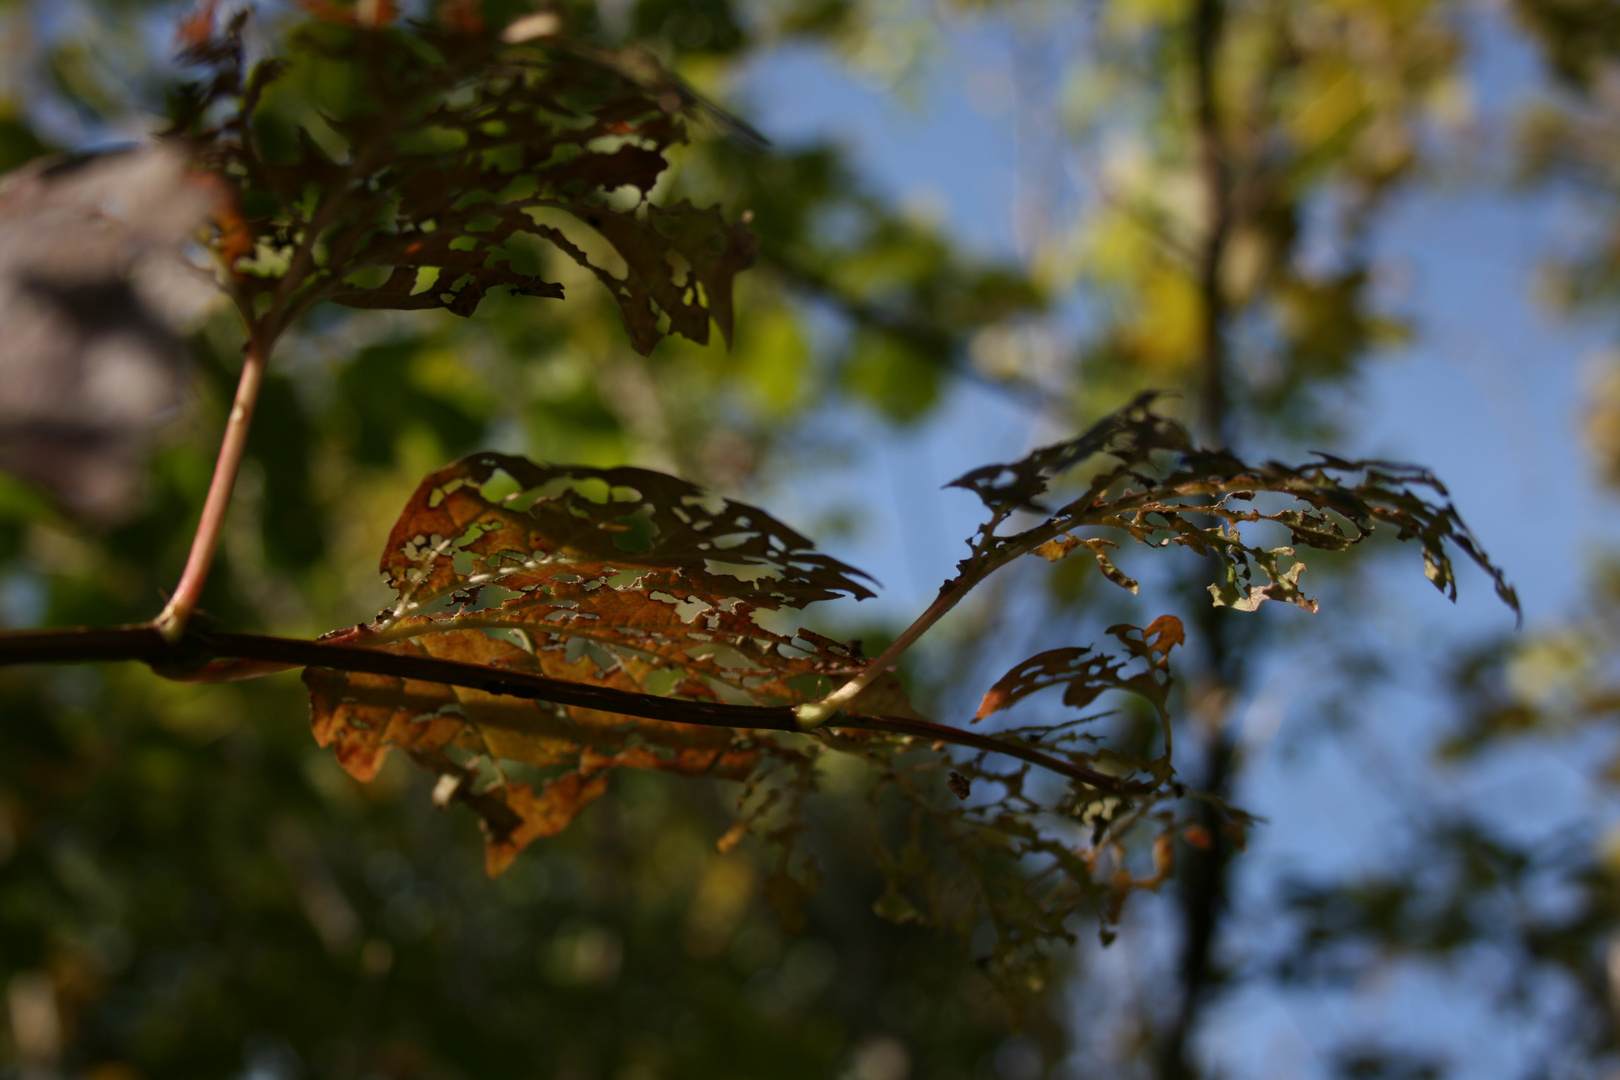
[948,393,1518,620]
[976,615,1183,723]
[306,452,900,873]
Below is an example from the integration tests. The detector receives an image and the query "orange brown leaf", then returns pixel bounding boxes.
[306,453,914,874]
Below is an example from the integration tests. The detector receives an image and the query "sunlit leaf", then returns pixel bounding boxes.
[306,452,901,872]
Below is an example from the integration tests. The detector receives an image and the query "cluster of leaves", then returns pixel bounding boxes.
[298,446,1187,981]
[0,3,1077,1071]
[170,5,754,351]
[294,392,1515,991]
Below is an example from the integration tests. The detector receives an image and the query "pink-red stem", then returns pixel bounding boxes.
[154,336,269,643]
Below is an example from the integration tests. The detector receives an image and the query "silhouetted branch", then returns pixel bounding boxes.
[0,624,1151,793]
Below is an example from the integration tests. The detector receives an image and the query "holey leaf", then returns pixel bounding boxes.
[379,452,875,616]
[948,615,1185,799]
[170,12,755,352]
[306,452,901,875]
[974,616,1186,786]
[947,393,1520,621]
[853,616,1238,1001]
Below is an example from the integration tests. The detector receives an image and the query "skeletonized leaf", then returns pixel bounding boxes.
[975,615,1184,722]
[971,616,1183,790]
[857,613,1225,1002]
[947,393,1518,619]
[379,452,874,618]
[172,12,755,352]
[949,393,1189,514]
[307,452,910,873]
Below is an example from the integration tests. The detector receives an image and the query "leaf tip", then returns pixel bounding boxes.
[973,689,1009,722]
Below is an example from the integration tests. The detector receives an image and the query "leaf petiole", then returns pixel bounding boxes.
[154,333,271,643]
[795,573,979,727]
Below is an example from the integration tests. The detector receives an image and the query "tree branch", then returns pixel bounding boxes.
[1192,0,1231,452]
[0,624,1153,794]
[1162,3,1237,1076]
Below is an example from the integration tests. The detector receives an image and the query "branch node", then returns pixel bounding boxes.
[793,701,846,730]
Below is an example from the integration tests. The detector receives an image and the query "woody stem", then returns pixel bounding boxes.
[0,624,1153,793]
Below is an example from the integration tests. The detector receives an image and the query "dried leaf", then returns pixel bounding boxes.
[1033,534,1080,561]
[379,452,875,616]
[485,771,609,876]
[975,617,1183,722]
[306,452,912,873]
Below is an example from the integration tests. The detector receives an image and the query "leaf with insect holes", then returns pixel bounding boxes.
[170,12,754,352]
[296,449,1233,998]
[970,616,1184,787]
[851,617,1241,1006]
[378,452,875,615]
[948,393,1519,620]
[975,616,1184,722]
[305,452,915,874]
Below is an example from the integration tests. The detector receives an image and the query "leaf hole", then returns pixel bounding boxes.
[705,559,778,584]
[665,249,692,288]
[650,591,714,624]
[343,265,392,290]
